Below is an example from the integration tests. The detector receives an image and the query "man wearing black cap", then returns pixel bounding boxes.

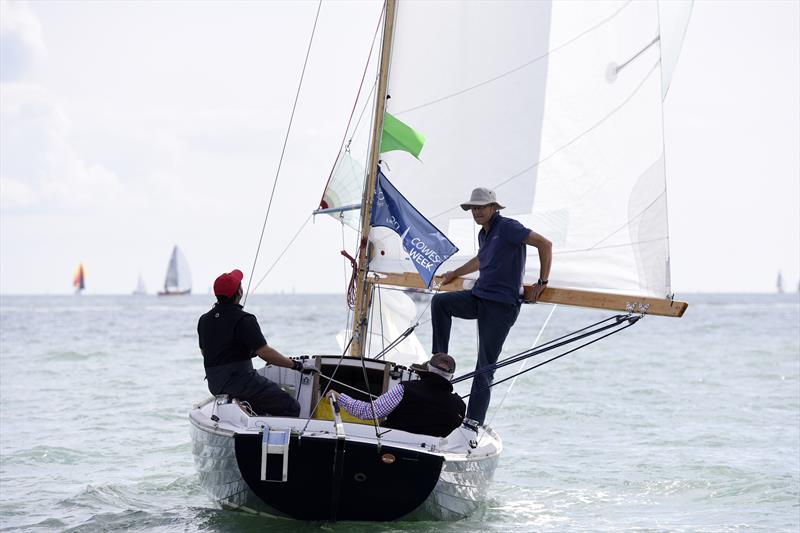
[197,269,302,417]
[325,353,465,437]
[433,187,552,425]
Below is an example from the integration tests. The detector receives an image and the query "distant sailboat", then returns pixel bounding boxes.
[158,245,192,296]
[73,263,85,294]
[133,273,147,295]
[777,271,785,294]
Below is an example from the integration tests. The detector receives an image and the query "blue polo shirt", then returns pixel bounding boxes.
[472,213,531,305]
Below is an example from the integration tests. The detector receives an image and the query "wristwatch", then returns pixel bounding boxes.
[537,279,548,285]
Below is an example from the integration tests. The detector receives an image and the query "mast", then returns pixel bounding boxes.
[350,0,397,358]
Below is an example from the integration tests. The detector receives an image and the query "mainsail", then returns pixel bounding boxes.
[162,245,192,294]
[133,273,147,295]
[366,1,689,302]
[72,263,85,293]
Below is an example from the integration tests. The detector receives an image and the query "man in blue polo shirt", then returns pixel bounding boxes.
[432,187,552,425]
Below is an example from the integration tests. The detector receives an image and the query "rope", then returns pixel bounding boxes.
[341,249,358,309]
[243,0,322,306]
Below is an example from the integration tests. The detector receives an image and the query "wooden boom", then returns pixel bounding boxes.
[370,272,688,318]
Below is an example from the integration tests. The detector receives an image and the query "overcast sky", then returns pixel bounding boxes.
[1,0,798,295]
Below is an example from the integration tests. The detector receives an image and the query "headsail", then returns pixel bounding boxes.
[317,151,365,230]
[133,273,147,295]
[162,245,192,294]
[370,1,683,303]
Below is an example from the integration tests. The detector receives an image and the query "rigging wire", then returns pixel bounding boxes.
[301,335,356,434]
[377,286,386,355]
[459,314,641,399]
[350,81,378,144]
[299,335,386,440]
[372,324,416,361]
[317,4,385,209]
[250,214,312,294]
[452,314,631,385]
[358,341,389,440]
[243,0,322,306]
[482,304,558,434]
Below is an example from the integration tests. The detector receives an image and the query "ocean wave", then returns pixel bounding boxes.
[5,445,91,466]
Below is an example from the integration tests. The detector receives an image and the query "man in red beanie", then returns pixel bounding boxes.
[197,269,302,417]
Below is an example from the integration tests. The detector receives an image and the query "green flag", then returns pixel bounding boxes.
[380,112,425,159]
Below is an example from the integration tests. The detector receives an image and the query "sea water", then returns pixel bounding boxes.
[0,293,797,532]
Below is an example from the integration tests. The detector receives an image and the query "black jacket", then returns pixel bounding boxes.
[197,302,267,369]
[384,373,466,437]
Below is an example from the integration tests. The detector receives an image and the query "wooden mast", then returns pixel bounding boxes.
[350,0,398,357]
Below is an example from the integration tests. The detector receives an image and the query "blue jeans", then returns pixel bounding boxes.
[431,290,520,424]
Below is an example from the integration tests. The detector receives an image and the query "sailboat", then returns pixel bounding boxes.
[776,271,785,294]
[72,263,85,294]
[158,245,192,296]
[132,273,147,295]
[190,0,691,521]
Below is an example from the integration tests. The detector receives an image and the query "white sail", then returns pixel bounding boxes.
[337,289,427,366]
[163,245,192,294]
[369,0,676,299]
[319,151,365,230]
[658,0,693,98]
[133,273,147,295]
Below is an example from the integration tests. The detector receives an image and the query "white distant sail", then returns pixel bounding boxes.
[160,245,191,295]
[133,273,147,295]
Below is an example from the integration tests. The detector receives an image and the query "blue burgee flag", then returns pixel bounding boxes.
[370,169,458,287]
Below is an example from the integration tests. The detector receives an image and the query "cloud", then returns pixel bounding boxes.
[0,0,47,82]
[0,83,125,212]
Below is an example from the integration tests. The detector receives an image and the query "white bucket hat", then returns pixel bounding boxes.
[459,187,505,211]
